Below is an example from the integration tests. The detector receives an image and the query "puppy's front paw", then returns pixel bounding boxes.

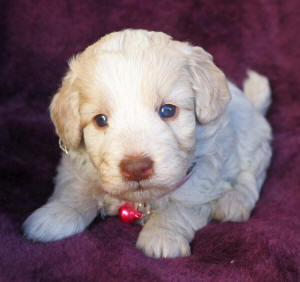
[211,190,253,222]
[23,201,92,242]
[136,225,190,258]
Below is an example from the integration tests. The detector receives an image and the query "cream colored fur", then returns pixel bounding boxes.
[23,29,272,258]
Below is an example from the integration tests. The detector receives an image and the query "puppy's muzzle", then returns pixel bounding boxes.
[120,156,153,182]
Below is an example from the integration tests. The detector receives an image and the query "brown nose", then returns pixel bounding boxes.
[120,156,154,182]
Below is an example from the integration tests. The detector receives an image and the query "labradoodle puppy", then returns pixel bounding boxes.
[24,29,272,258]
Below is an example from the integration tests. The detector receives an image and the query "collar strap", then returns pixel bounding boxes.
[175,162,196,189]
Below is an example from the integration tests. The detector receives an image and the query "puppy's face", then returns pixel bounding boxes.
[81,51,196,202]
[50,30,231,202]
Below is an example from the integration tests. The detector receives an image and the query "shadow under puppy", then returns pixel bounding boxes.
[24,29,272,258]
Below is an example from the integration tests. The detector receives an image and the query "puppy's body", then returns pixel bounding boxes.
[24,30,272,258]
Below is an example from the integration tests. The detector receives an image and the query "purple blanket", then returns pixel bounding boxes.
[1,1,299,281]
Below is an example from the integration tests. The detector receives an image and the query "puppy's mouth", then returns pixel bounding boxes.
[103,162,196,202]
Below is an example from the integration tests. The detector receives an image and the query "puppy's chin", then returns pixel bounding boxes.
[103,183,174,203]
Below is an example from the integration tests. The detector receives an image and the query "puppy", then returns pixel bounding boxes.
[23,29,272,258]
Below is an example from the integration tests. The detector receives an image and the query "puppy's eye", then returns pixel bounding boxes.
[159,104,177,119]
[94,114,108,127]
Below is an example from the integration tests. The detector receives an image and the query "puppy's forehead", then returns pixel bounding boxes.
[77,37,188,111]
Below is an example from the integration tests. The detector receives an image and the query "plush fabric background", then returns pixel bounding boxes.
[0,1,299,281]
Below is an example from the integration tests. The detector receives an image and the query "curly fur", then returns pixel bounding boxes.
[23,29,272,258]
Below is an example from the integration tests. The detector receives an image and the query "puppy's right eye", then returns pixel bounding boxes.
[94,114,108,127]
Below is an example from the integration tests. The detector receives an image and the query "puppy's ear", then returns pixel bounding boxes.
[188,46,231,123]
[50,65,81,150]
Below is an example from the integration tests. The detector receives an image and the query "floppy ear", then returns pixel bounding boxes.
[188,46,231,123]
[50,67,81,150]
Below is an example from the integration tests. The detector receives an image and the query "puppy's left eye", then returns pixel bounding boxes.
[159,104,177,119]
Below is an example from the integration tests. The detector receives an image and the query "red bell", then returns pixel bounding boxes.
[118,203,143,224]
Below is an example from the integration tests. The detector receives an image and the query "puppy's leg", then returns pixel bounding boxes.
[137,155,232,258]
[136,203,211,258]
[23,155,99,242]
[211,171,260,222]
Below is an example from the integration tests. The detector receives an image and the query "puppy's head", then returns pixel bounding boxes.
[50,29,231,202]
